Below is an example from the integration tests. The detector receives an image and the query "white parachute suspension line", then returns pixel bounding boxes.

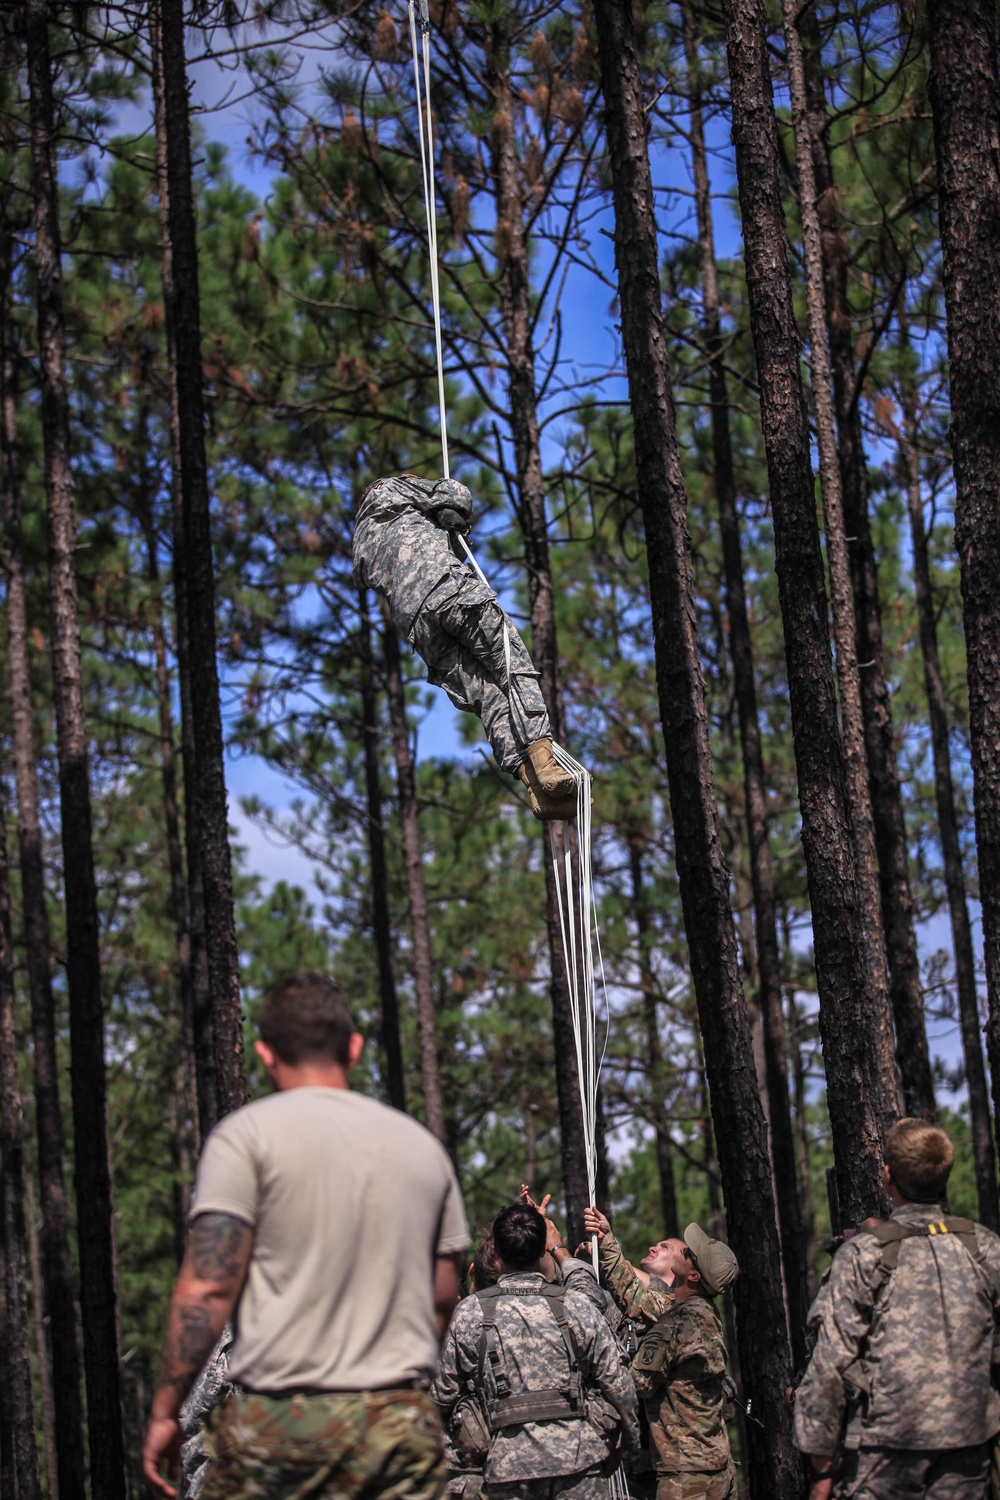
[407,0,450,479]
[405,15,614,1393]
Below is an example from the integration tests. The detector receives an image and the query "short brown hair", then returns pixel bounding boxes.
[886,1118,955,1202]
[257,974,355,1065]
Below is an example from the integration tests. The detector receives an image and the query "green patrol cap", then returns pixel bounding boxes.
[684,1223,739,1296]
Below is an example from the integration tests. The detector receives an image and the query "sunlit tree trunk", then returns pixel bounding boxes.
[25,2,127,1490]
[719,0,889,1225]
[783,0,906,1136]
[0,227,85,1500]
[592,2,799,1491]
[628,834,679,1238]
[798,11,935,1122]
[926,0,1000,1148]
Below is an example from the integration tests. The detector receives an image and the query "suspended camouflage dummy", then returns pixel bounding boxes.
[353,474,580,820]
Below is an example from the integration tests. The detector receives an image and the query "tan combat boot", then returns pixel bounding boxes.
[516,738,582,822]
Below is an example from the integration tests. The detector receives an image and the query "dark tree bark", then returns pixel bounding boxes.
[136,431,202,1162]
[0,777,42,1500]
[925,0,1000,1148]
[628,834,679,1238]
[681,0,808,1358]
[151,0,245,1119]
[358,588,406,1111]
[0,230,86,1499]
[782,0,902,1141]
[485,28,590,1246]
[799,12,935,1121]
[897,322,999,1229]
[592,3,799,1492]
[149,0,215,1144]
[719,0,889,1225]
[24,3,127,1491]
[381,602,446,1141]
[25,1174,59,1497]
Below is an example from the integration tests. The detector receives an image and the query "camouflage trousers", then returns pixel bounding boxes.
[655,1461,738,1500]
[837,1441,991,1499]
[407,571,550,774]
[202,1387,447,1500]
[483,1467,607,1500]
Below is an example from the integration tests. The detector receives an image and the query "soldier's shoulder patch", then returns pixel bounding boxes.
[639,1336,663,1365]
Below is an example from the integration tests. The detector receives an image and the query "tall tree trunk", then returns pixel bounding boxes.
[786,987,819,1298]
[897,323,999,1230]
[381,603,446,1141]
[485,31,589,1246]
[24,3,127,1492]
[137,447,201,1162]
[0,230,85,1500]
[149,0,215,1143]
[0,779,42,1500]
[719,0,889,1225]
[799,11,935,1122]
[592,4,799,1493]
[25,1173,59,1498]
[783,0,904,1136]
[358,588,406,1111]
[152,0,245,1119]
[628,834,679,1238]
[681,0,808,1357]
[925,0,1000,1147]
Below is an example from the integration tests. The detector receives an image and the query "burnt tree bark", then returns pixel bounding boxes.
[0,777,41,1500]
[25,2,127,1491]
[381,601,446,1141]
[782,0,904,1136]
[799,12,935,1121]
[0,229,86,1500]
[152,0,245,1118]
[25,1174,59,1498]
[719,0,889,1224]
[925,0,1000,1147]
[681,0,808,1357]
[485,27,590,1245]
[897,316,999,1229]
[592,1,799,1492]
[359,588,406,1112]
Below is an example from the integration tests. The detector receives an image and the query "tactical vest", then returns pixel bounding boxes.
[474,1281,586,1431]
[841,1215,989,1444]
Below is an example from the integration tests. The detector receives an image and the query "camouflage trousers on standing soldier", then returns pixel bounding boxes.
[654,1461,738,1500]
[202,1387,448,1500]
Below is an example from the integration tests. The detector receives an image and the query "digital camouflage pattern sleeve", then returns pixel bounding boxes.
[598,1235,673,1326]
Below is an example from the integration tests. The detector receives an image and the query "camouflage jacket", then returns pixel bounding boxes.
[598,1236,674,1327]
[630,1296,731,1476]
[353,475,474,636]
[179,1329,235,1499]
[432,1271,640,1481]
[793,1202,1000,1455]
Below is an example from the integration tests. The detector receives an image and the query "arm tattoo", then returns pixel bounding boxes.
[187,1212,252,1282]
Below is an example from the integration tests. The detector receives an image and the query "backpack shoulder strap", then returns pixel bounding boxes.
[475,1287,510,1398]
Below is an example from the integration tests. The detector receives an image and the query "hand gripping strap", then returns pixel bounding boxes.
[475,1283,585,1430]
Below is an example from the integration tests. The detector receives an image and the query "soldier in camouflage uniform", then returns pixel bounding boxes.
[352,475,580,820]
[794,1118,1000,1500]
[585,1210,739,1500]
[433,1203,640,1500]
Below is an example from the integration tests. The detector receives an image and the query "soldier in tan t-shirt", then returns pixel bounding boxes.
[143,973,470,1500]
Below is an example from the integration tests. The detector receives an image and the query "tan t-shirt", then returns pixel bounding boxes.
[191,1086,469,1391]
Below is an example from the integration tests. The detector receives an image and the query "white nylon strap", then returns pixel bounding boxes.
[407,0,449,477]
